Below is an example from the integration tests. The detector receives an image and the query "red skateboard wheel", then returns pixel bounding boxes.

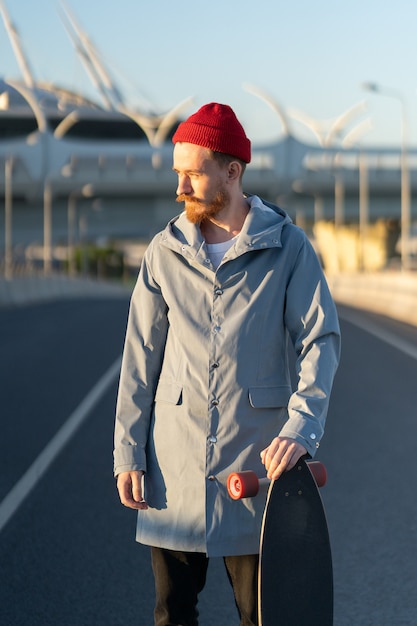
[227,470,260,500]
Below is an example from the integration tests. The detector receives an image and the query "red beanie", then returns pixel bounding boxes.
[172,102,251,163]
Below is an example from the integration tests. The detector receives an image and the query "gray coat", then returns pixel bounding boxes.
[114,195,340,556]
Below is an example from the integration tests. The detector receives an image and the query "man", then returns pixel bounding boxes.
[114,102,340,626]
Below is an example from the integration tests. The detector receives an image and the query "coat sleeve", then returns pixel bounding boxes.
[113,242,168,476]
[279,230,341,457]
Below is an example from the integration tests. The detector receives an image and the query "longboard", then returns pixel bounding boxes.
[227,459,333,625]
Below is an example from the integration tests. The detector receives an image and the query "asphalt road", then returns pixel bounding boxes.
[0,297,416,625]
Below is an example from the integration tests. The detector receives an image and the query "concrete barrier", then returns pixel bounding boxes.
[0,275,131,308]
[327,271,417,327]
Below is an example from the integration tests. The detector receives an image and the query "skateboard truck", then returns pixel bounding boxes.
[227,461,327,500]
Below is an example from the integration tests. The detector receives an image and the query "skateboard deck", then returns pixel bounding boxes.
[227,459,333,625]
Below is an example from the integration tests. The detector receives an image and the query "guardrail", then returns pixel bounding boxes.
[327,272,417,326]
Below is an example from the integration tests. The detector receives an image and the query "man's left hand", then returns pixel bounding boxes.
[260,437,307,481]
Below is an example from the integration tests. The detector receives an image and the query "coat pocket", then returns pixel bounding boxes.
[154,380,183,405]
[248,386,292,408]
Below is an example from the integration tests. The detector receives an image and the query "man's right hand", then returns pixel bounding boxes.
[116,470,148,510]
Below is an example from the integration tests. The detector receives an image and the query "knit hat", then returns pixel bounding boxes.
[172,102,251,163]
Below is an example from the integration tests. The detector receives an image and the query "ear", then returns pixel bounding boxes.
[227,161,242,182]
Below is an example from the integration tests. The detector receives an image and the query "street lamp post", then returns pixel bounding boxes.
[4,156,14,280]
[43,179,53,275]
[67,184,95,276]
[333,154,345,229]
[362,82,411,271]
[359,151,369,270]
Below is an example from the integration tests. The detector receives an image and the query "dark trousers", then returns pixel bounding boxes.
[151,547,259,626]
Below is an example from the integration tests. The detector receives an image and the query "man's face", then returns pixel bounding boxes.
[173,143,230,224]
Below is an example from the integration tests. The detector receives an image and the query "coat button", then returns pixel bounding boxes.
[208,475,216,481]
[215,288,223,295]
[211,399,219,406]
[212,361,220,368]
[208,435,217,443]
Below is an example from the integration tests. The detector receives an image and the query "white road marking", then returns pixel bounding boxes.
[0,356,121,534]
[338,309,417,361]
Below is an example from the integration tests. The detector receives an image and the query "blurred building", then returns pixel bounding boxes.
[0,1,416,259]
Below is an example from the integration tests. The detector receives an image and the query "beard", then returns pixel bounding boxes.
[176,189,230,224]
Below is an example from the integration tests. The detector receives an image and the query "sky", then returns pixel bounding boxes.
[1,0,416,148]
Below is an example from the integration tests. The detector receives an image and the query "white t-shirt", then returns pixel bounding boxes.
[205,236,238,269]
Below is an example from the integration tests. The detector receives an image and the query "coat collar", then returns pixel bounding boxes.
[159,195,292,265]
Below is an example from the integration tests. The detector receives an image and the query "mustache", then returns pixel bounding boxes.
[176,194,203,204]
